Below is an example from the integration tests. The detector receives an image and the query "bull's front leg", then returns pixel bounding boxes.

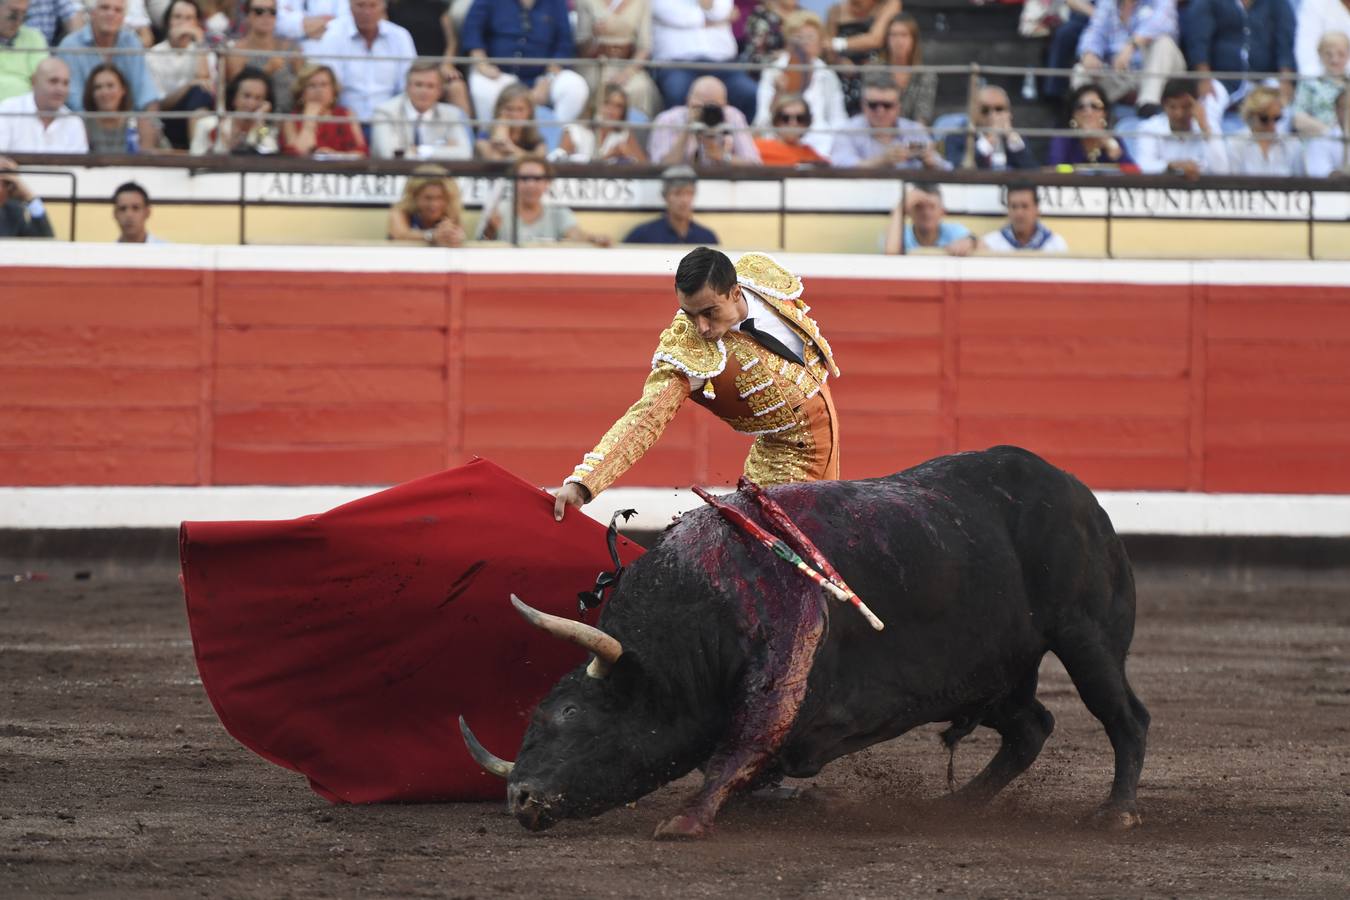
[654,593,824,840]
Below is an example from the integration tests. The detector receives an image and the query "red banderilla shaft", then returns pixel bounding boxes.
[692,486,884,631]
[739,477,859,602]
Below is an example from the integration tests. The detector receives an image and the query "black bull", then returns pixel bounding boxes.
[462,446,1150,839]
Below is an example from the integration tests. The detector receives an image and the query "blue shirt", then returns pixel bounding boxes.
[829,113,951,170]
[22,0,81,43]
[461,0,575,85]
[623,217,719,245]
[902,221,972,252]
[1183,0,1295,92]
[1077,0,1178,65]
[58,26,162,111]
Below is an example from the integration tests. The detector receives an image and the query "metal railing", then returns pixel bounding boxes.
[4,156,1348,260]
[2,46,1346,172]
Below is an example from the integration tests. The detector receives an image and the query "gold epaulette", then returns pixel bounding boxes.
[652,313,726,399]
[735,252,804,304]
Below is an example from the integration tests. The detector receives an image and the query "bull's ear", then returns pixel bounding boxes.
[598,651,646,701]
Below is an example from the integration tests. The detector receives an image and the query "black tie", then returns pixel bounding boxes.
[739,318,803,365]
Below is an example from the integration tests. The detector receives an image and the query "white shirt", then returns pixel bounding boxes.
[314,18,415,121]
[1227,129,1304,176]
[276,0,352,54]
[0,92,89,153]
[1294,0,1350,77]
[370,94,473,160]
[685,290,807,391]
[1304,126,1346,178]
[981,227,1069,253]
[752,55,848,159]
[651,0,736,62]
[1132,113,1230,175]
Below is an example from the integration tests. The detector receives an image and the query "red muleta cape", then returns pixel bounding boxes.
[180,458,643,803]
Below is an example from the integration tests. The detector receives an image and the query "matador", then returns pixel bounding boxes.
[554,247,841,520]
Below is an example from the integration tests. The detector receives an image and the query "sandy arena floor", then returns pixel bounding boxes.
[1,566,1347,898]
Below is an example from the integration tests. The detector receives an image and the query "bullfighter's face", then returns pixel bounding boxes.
[678,283,748,343]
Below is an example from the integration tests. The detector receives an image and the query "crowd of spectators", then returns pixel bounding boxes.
[1,0,1348,250]
[0,0,1341,174]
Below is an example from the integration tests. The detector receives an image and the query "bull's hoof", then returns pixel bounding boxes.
[1090,806,1143,831]
[653,813,710,841]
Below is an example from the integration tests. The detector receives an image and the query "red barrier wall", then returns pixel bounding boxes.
[3,265,1348,493]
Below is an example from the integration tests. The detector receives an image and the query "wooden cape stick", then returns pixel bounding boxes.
[691,486,885,631]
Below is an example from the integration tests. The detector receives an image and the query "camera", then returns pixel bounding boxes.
[698,105,725,129]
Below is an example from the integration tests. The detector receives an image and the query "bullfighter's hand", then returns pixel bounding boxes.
[553,483,589,521]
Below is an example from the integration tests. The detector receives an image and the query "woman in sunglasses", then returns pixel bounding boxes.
[476,157,613,246]
[1047,83,1138,171]
[1230,86,1304,176]
[752,10,846,159]
[754,93,829,165]
[223,0,301,113]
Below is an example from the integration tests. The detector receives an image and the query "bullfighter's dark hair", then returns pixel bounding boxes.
[675,247,737,297]
[112,181,151,206]
[1161,78,1196,102]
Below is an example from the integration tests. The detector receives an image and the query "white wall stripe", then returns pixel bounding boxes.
[2,243,1349,286]
[2,486,1348,537]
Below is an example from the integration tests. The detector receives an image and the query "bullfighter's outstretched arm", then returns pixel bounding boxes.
[563,364,692,501]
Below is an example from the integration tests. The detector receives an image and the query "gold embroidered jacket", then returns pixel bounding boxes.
[565,253,840,498]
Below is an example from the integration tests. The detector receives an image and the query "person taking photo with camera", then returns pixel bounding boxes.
[648,74,761,165]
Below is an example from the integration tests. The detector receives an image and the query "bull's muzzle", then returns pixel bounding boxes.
[508,780,558,832]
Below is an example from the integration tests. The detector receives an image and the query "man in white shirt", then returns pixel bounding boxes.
[112,180,166,243]
[313,0,413,123]
[651,0,758,121]
[275,0,346,54]
[1133,77,1229,177]
[981,183,1069,253]
[370,61,473,160]
[0,57,87,152]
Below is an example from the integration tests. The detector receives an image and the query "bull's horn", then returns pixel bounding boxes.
[510,593,623,678]
[458,715,514,779]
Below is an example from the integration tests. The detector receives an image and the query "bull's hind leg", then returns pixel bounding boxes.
[1055,634,1150,829]
[951,667,1055,804]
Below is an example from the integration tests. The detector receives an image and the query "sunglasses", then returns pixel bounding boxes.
[981,105,1008,115]
[1075,100,1106,111]
[775,112,811,124]
[865,100,898,111]
[1253,112,1280,125]
[516,174,548,182]
[248,6,276,14]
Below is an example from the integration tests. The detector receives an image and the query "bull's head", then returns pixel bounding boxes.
[461,593,720,832]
